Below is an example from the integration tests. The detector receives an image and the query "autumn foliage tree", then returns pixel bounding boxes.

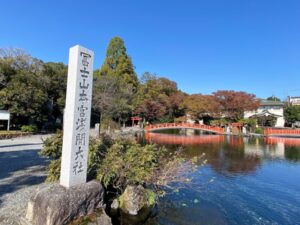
[133,72,185,123]
[213,90,260,121]
[182,94,219,121]
[134,100,166,122]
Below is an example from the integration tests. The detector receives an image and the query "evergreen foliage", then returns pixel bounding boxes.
[100,37,138,91]
[284,106,300,125]
[93,37,138,127]
[0,48,67,128]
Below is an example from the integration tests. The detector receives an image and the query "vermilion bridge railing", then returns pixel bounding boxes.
[144,122,225,134]
[264,128,300,137]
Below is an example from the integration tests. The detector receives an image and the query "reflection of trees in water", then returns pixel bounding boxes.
[144,133,261,175]
[284,146,300,161]
[209,136,261,175]
[264,137,300,161]
[175,136,261,175]
[143,133,300,175]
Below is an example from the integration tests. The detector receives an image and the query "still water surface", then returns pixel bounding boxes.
[141,130,300,225]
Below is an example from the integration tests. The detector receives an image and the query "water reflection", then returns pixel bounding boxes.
[144,132,300,176]
[145,132,225,145]
[138,131,300,225]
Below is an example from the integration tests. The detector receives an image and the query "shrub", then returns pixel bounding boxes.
[40,131,63,159]
[255,127,264,134]
[41,132,206,204]
[97,139,166,193]
[40,131,109,182]
[239,118,257,132]
[21,124,38,133]
[100,118,120,131]
[47,159,61,182]
[210,118,229,127]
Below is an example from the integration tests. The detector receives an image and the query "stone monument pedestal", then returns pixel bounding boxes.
[25,180,105,225]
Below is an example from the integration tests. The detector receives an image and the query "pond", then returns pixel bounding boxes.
[136,130,300,225]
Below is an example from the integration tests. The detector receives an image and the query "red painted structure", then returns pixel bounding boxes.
[131,116,141,126]
[230,122,243,133]
[265,137,300,146]
[145,132,225,145]
[144,122,225,134]
[264,128,300,137]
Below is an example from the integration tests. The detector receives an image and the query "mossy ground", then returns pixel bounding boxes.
[68,209,105,225]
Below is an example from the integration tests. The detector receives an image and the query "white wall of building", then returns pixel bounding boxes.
[288,96,300,106]
[244,105,285,127]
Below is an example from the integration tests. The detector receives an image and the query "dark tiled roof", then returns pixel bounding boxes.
[260,100,285,106]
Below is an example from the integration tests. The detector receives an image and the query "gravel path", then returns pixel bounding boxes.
[0,135,51,225]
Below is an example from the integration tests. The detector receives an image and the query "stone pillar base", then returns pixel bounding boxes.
[25,180,104,225]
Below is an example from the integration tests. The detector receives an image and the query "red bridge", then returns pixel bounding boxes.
[264,128,300,137]
[144,122,225,134]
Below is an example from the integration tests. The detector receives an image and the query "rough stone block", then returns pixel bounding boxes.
[120,185,146,215]
[26,180,104,225]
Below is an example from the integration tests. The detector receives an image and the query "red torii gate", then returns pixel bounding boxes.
[131,116,141,127]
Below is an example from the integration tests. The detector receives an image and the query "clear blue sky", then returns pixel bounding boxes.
[1,0,299,99]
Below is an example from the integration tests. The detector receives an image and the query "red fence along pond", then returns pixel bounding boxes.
[264,128,300,137]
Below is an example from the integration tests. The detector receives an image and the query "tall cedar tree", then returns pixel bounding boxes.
[93,37,138,126]
[99,37,138,91]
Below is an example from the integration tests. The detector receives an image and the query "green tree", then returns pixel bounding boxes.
[93,71,134,129]
[100,37,138,91]
[42,62,67,124]
[93,37,138,128]
[0,48,67,128]
[284,106,300,125]
[267,96,281,101]
[0,70,48,125]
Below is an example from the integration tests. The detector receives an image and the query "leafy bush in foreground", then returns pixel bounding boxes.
[21,124,38,133]
[40,131,205,198]
[97,139,166,193]
[40,131,110,182]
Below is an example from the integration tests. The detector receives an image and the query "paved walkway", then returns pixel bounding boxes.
[0,135,51,225]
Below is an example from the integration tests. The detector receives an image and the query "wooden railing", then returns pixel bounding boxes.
[264,128,300,137]
[144,122,225,134]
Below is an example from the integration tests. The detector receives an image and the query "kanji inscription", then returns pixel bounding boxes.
[60,45,94,188]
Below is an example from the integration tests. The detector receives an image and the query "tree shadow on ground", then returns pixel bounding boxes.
[0,143,42,149]
[0,149,49,201]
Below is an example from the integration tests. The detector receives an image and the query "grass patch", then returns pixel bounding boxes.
[0,130,33,139]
